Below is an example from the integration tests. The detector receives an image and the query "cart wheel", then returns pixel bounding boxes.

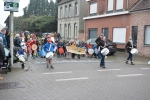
[22,64,25,69]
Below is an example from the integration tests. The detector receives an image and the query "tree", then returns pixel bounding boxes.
[49,0,56,16]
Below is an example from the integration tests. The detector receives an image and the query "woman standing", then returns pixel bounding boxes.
[125,38,135,65]
[99,36,107,68]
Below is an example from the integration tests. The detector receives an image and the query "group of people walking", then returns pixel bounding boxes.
[0,28,136,75]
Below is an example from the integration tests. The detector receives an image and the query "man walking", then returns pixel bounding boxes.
[0,28,7,48]
[57,32,61,42]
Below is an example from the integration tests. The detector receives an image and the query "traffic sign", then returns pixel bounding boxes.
[4,2,19,12]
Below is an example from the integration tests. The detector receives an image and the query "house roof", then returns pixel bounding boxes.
[130,0,150,12]
[58,0,73,5]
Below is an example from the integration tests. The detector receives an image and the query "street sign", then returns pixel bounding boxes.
[4,2,19,12]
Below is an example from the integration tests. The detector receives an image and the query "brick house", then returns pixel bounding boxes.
[57,0,88,41]
[83,0,138,49]
[130,0,150,56]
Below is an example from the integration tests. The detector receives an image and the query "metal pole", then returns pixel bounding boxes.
[10,11,14,66]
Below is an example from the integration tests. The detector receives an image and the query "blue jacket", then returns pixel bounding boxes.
[44,43,55,53]
[0,32,7,47]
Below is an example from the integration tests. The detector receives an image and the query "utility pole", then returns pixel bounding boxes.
[10,11,14,66]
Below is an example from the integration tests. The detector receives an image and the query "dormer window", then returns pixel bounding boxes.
[116,0,123,10]
[107,0,113,12]
[90,2,97,15]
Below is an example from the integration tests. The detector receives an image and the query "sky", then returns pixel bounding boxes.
[0,0,55,27]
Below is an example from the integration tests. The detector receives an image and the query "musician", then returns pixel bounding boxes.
[44,38,55,68]
[99,36,107,68]
[125,38,135,65]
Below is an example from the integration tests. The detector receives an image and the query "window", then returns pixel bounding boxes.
[65,6,67,17]
[68,24,71,37]
[75,3,78,16]
[60,7,62,18]
[74,23,77,38]
[90,2,97,15]
[69,5,72,17]
[64,24,67,38]
[145,26,150,45]
[102,28,109,39]
[116,0,123,10]
[113,28,126,43]
[107,0,113,11]
[60,24,62,35]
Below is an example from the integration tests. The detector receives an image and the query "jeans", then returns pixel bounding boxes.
[97,52,101,58]
[100,53,105,66]
[127,52,132,61]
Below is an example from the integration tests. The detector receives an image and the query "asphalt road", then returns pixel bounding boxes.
[0,52,150,100]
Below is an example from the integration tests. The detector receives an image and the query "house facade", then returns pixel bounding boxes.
[130,0,150,56]
[58,0,88,41]
[83,0,138,49]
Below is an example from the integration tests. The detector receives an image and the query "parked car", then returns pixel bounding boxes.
[86,38,117,55]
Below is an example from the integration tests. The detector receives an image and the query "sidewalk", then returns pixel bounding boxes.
[107,51,150,65]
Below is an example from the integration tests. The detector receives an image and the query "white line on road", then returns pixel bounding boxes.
[43,71,73,75]
[56,77,89,82]
[116,74,143,77]
[97,69,121,72]
[141,68,150,69]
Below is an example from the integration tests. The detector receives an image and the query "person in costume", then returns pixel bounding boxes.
[44,38,55,68]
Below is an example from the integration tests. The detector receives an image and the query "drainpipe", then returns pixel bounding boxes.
[84,20,86,42]
[127,0,129,10]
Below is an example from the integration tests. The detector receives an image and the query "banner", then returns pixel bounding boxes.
[66,46,86,55]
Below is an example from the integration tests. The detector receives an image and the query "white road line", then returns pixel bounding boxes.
[97,69,121,72]
[116,74,143,77]
[141,68,150,69]
[43,71,72,75]
[56,77,89,82]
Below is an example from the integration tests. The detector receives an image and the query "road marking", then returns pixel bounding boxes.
[141,68,150,69]
[43,71,72,75]
[97,69,121,72]
[116,74,143,77]
[56,77,89,81]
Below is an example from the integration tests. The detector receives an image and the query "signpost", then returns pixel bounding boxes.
[4,2,19,12]
[3,0,20,66]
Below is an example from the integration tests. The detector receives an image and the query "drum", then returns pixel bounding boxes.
[148,61,150,65]
[59,47,64,54]
[101,48,109,56]
[46,52,53,59]
[32,44,37,50]
[88,49,94,55]
[131,48,138,55]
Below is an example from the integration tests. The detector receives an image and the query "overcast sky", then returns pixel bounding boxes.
[0,0,55,27]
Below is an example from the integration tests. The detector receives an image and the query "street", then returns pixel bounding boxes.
[0,52,150,100]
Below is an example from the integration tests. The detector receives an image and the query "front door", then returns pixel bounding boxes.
[89,29,98,39]
[132,26,138,47]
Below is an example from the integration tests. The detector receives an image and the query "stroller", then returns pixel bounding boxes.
[0,48,11,74]
[14,47,27,69]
